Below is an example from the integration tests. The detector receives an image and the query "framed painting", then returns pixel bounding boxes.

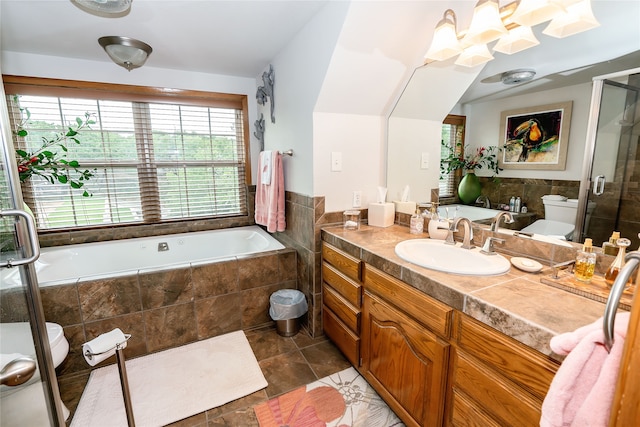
[498,101,572,170]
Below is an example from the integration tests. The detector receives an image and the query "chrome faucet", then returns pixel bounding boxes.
[480,236,505,255]
[475,195,491,209]
[490,211,514,232]
[449,217,475,249]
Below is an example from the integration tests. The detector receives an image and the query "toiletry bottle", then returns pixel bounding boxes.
[509,196,515,212]
[602,231,620,256]
[605,237,631,286]
[574,238,596,283]
[515,197,521,213]
[410,207,424,235]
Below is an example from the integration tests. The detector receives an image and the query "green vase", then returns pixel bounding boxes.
[458,171,481,205]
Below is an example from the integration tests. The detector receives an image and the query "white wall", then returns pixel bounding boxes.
[463,81,595,180]
[256,1,350,198]
[310,1,442,212]
[313,112,386,211]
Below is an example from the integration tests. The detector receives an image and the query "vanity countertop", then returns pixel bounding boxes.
[321,224,609,361]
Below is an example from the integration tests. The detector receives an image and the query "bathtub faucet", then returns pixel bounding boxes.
[475,195,491,209]
[157,242,169,252]
[490,211,514,232]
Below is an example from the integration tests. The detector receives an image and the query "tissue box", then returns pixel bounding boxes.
[368,203,394,227]
[393,201,416,215]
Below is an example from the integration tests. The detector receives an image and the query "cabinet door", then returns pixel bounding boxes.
[361,292,449,427]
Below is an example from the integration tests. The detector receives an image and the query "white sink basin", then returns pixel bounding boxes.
[395,239,510,276]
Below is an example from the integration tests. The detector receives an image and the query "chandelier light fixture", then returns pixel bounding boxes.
[98,36,153,71]
[424,0,600,68]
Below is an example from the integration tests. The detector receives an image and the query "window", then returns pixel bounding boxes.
[439,114,466,198]
[5,77,249,230]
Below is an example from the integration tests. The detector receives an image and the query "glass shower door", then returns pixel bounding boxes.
[577,70,640,249]
[0,82,64,425]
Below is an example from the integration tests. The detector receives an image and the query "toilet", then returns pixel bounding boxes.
[1,322,70,425]
[520,195,596,240]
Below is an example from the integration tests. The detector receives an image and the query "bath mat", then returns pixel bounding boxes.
[71,330,267,427]
[254,367,404,427]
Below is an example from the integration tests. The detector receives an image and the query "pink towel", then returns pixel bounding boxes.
[255,151,285,233]
[540,312,629,427]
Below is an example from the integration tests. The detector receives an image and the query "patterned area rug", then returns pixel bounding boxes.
[254,367,404,427]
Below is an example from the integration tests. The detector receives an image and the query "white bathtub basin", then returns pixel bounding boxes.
[395,239,510,276]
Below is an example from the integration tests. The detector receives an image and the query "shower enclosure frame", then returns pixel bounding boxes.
[575,67,640,244]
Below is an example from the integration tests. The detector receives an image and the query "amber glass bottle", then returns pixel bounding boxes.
[605,238,631,286]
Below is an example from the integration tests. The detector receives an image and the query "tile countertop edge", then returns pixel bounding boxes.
[321,225,608,362]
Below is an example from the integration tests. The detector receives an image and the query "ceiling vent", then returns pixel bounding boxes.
[501,69,536,85]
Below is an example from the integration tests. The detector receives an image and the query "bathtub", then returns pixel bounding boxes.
[0,225,285,288]
[437,204,503,221]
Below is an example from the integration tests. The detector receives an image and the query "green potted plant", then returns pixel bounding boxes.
[440,141,501,204]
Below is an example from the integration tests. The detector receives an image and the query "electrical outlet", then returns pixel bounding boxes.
[353,191,362,208]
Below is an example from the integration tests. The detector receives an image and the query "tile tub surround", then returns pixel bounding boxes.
[321,224,612,360]
[1,249,297,381]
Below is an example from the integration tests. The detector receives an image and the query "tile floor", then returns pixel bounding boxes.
[58,326,352,426]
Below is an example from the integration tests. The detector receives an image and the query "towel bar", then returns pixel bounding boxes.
[281,149,293,156]
[602,251,639,352]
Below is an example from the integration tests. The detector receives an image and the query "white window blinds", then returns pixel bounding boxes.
[439,115,466,198]
[7,88,248,230]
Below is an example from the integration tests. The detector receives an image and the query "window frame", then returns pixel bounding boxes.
[440,114,466,200]
[4,75,252,234]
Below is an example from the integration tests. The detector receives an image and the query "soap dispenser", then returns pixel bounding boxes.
[604,237,631,286]
[410,207,424,235]
[602,231,620,256]
[574,238,596,283]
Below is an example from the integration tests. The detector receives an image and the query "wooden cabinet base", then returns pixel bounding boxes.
[361,292,449,427]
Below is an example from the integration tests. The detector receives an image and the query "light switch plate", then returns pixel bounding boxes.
[331,152,342,171]
[421,152,429,169]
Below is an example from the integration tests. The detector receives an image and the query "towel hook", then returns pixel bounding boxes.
[602,251,639,352]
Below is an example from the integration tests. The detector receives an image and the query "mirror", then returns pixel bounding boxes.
[387,1,640,250]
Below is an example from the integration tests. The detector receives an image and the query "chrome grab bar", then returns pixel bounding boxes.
[603,251,640,352]
[0,209,40,268]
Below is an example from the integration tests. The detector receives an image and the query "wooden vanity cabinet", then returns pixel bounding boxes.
[361,265,453,427]
[449,313,559,427]
[321,243,363,367]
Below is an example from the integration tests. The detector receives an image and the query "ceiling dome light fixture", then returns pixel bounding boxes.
[71,0,132,17]
[98,36,152,71]
[501,69,536,85]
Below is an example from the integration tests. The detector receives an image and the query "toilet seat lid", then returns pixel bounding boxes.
[521,220,574,238]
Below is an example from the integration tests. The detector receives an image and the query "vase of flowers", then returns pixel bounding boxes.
[441,141,501,205]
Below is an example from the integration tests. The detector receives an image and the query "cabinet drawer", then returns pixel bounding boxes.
[322,243,362,282]
[363,265,452,338]
[323,284,360,333]
[453,351,541,427]
[323,262,362,307]
[450,389,502,427]
[323,306,360,367]
[456,314,558,400]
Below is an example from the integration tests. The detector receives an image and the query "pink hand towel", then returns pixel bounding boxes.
[540,312,629,427]
[255,151,285,233]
